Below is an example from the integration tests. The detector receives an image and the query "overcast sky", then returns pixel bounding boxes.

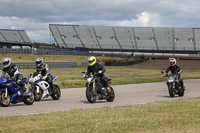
[0,0,200,43]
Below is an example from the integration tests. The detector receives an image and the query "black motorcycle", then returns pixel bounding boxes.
[161,71,184,97]
[82,72,115,103]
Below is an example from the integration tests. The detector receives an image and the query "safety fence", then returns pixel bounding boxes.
[81,62,105,67]
[0,48,133,58]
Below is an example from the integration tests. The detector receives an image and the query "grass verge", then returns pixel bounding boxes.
[21,66,200,88]
[1,98,200,132]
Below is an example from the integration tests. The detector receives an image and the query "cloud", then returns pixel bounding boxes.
[0,16,49,42]
[0,0,200,43]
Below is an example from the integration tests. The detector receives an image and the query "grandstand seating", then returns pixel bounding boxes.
[174,28,194,51]
[0,29,31,43]
[134,27,157,50]
[49,24,200,54]
[114,27,136,49]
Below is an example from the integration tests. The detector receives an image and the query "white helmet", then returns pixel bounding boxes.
[3,58,12,68]
[36,58,43,66]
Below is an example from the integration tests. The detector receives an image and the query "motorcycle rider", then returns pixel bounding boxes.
[35,58,53,93]
[164,58,185,90]
[1,57,29,93]
[85,56,111,95]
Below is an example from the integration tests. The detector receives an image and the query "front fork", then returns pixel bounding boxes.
[5,87,8,98]
[92,81,96,96]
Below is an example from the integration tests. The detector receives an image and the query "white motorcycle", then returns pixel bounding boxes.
[29,73,61,101]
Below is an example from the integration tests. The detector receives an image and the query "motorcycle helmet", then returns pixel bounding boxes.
[36,58,43,66]
[88,56,96,66]
[2,57,12,68]
[169,58,176,66]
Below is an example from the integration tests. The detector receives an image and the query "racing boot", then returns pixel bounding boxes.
[181,84,185,90]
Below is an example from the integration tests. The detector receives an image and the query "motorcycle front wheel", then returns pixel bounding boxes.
[168,83,175,97]
[86,87,96,103]
[34,86,42,101]
[0,90,10,107]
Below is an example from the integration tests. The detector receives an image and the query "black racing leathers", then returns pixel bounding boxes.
[2,63,24,88]
[165,65,184,87]
[36,63,53,89]
[86,62,109,88]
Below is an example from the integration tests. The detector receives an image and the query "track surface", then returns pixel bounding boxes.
[0,79,200,116]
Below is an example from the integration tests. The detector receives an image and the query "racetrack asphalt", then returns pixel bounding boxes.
[0,79,199,116]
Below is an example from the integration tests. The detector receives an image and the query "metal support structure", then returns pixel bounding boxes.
[152,28,159,50]
[72,26,85,48]
[192,28,197,51]
[132,28,138,50]
[92,27,102,49]
[55,25,68,48]
[112,27,122,50]
[172,29,175,51]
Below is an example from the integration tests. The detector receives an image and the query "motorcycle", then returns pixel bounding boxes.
[161,71,184,97]
[82,72,115,103]
[29,73,61,101]
[0,75,34,107]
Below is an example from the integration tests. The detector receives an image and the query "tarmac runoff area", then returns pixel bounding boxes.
[0,79,200,116]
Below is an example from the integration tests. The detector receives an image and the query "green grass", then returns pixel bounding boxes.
[1,98,200,132]
[21,66,200,88]
[0,53,134,66]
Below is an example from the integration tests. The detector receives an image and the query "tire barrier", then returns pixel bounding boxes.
[0,61,77,69]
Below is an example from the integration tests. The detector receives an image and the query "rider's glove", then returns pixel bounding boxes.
[84,74,89,78]
[42,75,47,80]
[164,72,167,77]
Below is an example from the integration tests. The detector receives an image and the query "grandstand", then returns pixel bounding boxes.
[0,29,32,48]
[49,24,200,54]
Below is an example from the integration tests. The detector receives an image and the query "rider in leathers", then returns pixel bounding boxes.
[86,56,110,95]
[1,58,28,92]
[35,58,53,93]
[165,58,185,90]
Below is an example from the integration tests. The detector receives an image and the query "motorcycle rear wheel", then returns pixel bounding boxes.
[0,90,10,107]
[51,84,61,100]
[22,91,34,105]
[86,87,96,103]
[106,87,115,102]
[178,89,184,97]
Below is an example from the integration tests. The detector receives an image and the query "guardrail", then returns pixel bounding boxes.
[0,61,77,69]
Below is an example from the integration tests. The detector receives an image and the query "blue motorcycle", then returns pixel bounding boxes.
[0,76,34,107]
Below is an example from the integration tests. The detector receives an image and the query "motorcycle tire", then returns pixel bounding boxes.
[168,84,175,97]
[0,90,10,107]
[51,84,61,100]
[178,89,184,97]
[106,87,115,102]
[86,87,96,103]
[22,92,34,105]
